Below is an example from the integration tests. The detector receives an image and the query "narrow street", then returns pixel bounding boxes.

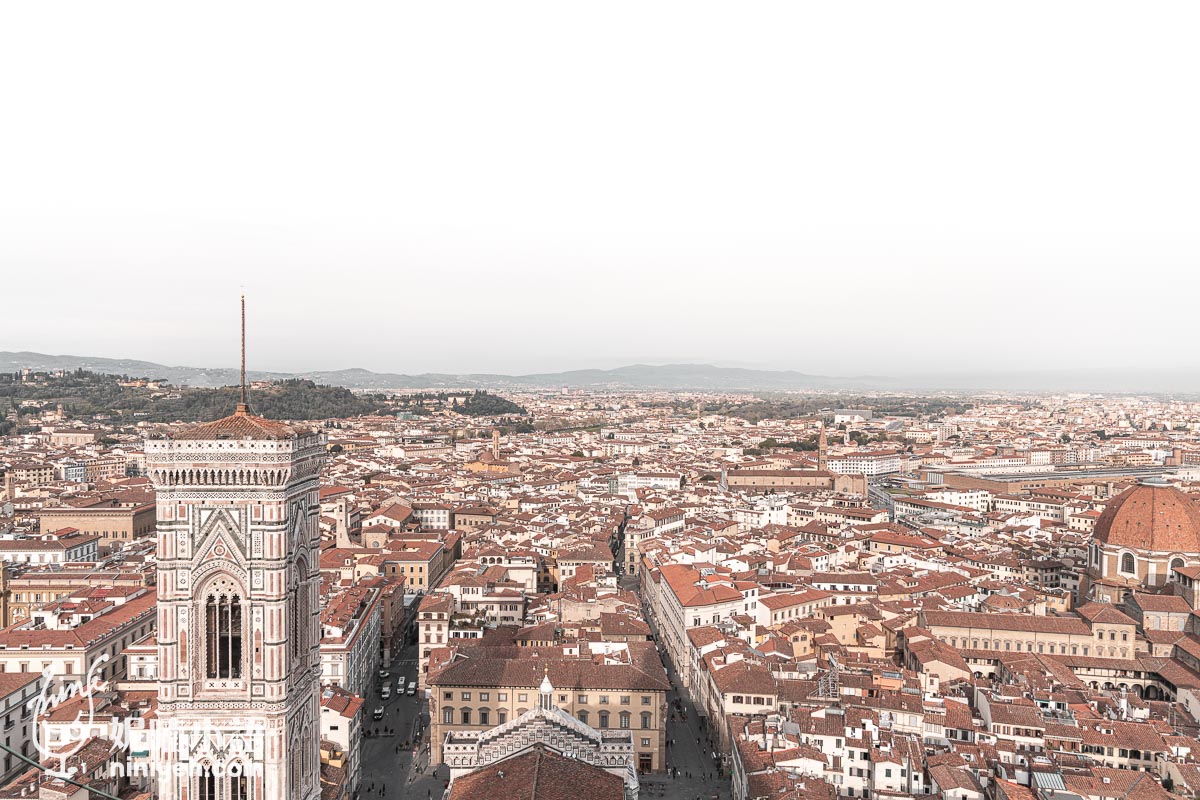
[357,641,449,800]
[625,573,731,800]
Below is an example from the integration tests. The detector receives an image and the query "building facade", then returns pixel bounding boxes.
[146,405,326,800]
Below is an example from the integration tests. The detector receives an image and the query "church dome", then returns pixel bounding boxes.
[1093,479,1200,554]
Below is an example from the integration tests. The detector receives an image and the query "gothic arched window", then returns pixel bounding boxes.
[1121,553,1135,574]
[232,772,248,800]
[291,559,309,664]
[204,581,244,680]
[199,767,216,800]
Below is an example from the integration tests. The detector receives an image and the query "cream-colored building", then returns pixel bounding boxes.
[428,644,669,774]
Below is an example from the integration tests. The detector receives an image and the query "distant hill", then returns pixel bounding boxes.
[4,351,1200,394]
[0,371,389,423]
[0,351,863,391]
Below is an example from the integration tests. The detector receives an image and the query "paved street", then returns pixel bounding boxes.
[357,641,450,800]
[622,574,731,800]
[358,583,728,799]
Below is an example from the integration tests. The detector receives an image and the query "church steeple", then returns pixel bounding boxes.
[145,298,327,800]
[817,421,829,472]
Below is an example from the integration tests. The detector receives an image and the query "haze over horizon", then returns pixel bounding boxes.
[2,2,1198,377]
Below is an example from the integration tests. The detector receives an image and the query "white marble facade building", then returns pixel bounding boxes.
[146,404,325,800]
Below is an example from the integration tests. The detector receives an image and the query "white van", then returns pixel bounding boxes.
[381,684,391,700]
[406,682,417,696]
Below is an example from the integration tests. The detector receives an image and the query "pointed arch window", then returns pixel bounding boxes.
[199,768,216,800]
[291,575,304,661]
[205,589,243,679]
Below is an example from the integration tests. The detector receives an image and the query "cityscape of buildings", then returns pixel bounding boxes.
[5,371,1200,800]
[4,1,1196,798]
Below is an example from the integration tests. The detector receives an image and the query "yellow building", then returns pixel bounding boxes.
[428,644,669,774]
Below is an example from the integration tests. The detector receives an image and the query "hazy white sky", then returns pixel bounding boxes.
[2,2,1198,377]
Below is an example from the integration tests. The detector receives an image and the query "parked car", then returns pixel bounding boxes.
[406,682,417,696]
[372,707,384,720]
[381,685,391,700]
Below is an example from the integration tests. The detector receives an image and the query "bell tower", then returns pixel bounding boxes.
[817,422,829,472]
[145,300,326,800]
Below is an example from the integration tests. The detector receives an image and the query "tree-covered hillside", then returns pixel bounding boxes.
[0,371,390,426]
[453,391,528,417]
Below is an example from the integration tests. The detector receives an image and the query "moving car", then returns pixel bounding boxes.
[372,707,384,720]
[406,682,417,696]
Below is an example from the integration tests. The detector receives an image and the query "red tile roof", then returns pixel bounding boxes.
[170,406,312,440]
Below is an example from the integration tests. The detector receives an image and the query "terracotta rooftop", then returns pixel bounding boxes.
[1093,480,1200,554]
[169,404,312,441]
[447,744,624,800]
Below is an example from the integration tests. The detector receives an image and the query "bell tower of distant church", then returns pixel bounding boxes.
[145,297,326,800]
[817,422,829,472]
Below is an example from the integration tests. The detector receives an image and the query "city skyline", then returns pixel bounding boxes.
[7,3,1200,800]
[3,2,1199,376]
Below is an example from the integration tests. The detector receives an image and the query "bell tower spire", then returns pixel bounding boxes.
[238,293,248,413]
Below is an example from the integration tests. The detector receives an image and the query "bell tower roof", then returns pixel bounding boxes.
[169,406,311,441]
[159,295,313,442]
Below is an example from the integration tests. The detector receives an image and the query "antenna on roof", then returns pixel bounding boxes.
[238,292,248,413]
